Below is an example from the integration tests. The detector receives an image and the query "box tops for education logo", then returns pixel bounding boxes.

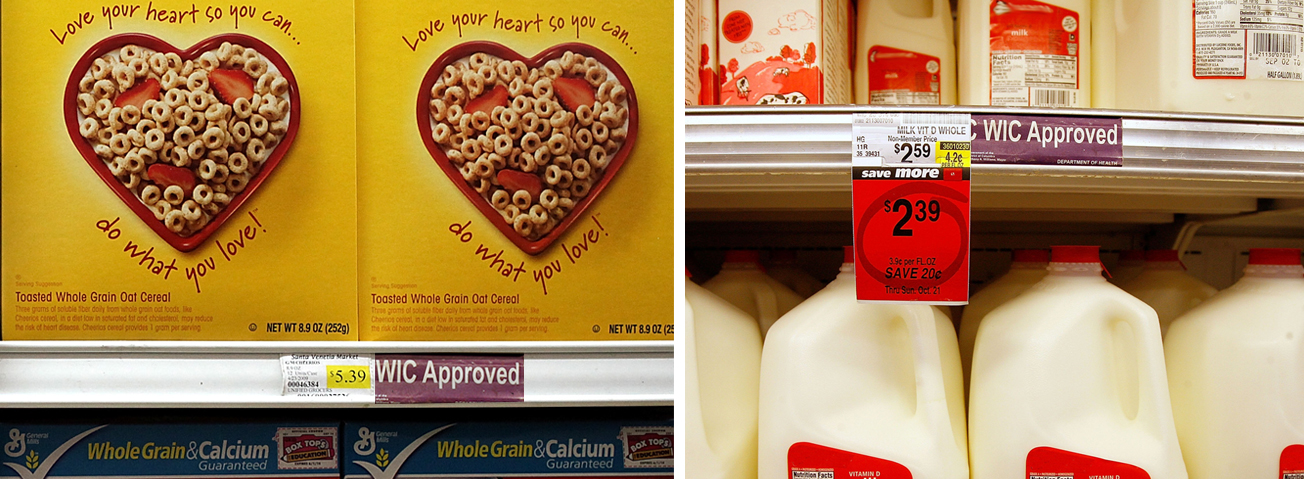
[276,427,338,470]
[618,426,673,468]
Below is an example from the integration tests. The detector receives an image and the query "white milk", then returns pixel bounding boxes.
[854,0,957,104]
[766,250,825,298]
[969,245,1188,479]
[1108,0,1304,115]
[958,249,1049,394]
[704,250,806,336]
[1119,250,1218,338]
[758,247,969,479]
[1111,249,1146,285]
[686,277,764,479]
[717,0,852,104]
[1165,248,1304,479]
[958,0,1092,106]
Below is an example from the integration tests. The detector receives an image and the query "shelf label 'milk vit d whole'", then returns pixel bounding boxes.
[1,1,358,340]
[0,423,340,479]
[356,0,673,340]
[344,421,673,478]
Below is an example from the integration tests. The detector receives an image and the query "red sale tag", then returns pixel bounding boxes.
[852,113,971,304]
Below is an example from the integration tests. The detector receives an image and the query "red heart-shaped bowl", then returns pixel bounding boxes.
[65,33,299,252]
[417,41,638,255]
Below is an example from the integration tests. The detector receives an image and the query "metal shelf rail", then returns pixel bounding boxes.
[0,341,672,407]
[686,106,1304,205]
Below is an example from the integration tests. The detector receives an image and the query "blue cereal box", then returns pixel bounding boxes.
[344,421,672,478]
[1,424,340,479]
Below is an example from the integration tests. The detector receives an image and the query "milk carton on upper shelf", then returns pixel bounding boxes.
[1104,0,1304,115]
[1111,249,1146,285]
[958,249,1049,392]
[1165,248,1304,479]
[958,0,1092,107]
[1119,249,1218,338]
[687,274,763,479]
[854,0,957,105]
[717,0,853,105]
[766,250,825,298]
[0,423,340,479]
[969,245,1187,479]
[703,250,805,337]
[757,246,969,479]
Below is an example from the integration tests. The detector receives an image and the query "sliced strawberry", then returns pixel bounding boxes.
[554,77,596,112]
[497,169,542,200]
[466,84,509,116]
[147,164,196,192]
[209,68,255,104]
[114,78,160,110]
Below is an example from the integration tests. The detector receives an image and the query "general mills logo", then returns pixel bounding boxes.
[4,429,25,458]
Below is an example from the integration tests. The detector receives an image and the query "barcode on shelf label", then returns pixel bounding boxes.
[1254,32,1297,55]
[1031,88,1076,107]
[901,113,969,125]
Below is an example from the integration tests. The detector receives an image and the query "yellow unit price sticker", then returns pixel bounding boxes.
[327,365,371,389]
[936,141,971,168]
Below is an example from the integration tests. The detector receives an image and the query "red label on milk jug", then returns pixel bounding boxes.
[788,442,912,479]
[1284,444,1304,479]
[867,46,941,105]
[988,0,1081,106]
[1026,447,1150,479]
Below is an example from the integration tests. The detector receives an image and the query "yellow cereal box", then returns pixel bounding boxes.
[1,0,357,340]
[356,1,674,340]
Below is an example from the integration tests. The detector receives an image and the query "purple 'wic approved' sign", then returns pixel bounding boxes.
[374,354,524,404]
[970,114,1123,167]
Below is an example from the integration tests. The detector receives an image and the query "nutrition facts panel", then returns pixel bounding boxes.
[1195,0,1303,80]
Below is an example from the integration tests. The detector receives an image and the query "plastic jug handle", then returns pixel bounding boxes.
[1108,298,1174,433]
[899,305,962,454]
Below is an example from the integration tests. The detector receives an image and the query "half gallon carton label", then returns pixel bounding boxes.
[1,424,339,479]
[788,442,912,479]
[989,0,1081,106]
[1027,447,1150,479]
[867,45,941,105]
[1193,0,1303,81]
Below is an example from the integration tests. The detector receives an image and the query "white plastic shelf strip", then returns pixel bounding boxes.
[0,341,672,407]
[686,106,1304,198]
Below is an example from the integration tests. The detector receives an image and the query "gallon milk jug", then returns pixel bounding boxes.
[767,250,825,298]
[969,245,1188,479]
[1119,250,1218,338]
[687,274,764,479]
[1111,249,1146,285]
[704,250,805,336]
[958,249,1049,391]
[1108,0,1304,115]
[1165,248,1304,479]
[958,0,1091,106]
[854,0,957,105]
[757,246,969,479]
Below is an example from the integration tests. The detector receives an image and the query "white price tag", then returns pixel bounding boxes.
[280,353,375,400]
[853,113,971,168]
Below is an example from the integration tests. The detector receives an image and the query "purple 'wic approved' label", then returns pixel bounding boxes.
[374,354,524,404]
[970,114,1123,167]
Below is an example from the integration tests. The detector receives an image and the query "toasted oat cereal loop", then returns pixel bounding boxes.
[79,118,100,138]
[151,200,172,220]
[164,209,186,232]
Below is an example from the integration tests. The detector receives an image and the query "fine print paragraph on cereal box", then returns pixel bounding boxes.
[356,1,674,340]
[2,0,358,340]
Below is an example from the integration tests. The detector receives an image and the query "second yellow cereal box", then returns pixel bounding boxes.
[1,0,357,339]
[357,1,674,340]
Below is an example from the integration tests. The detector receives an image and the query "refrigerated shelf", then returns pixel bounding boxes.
[686,106,1304,215]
